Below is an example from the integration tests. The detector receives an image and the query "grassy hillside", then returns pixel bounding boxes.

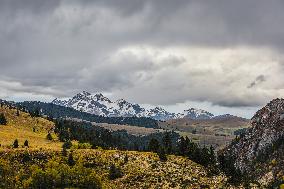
[0,149,230,189]
[0,105,62,149]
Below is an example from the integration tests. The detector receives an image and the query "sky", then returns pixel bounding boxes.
[1,0,284,118]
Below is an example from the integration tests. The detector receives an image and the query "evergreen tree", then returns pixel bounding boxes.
[209,145,216,164]
[62,146,68,156]
[148,138,160,153]
[158,147,167,161]
[162,132,172,154]
[29,108,41,117]
[68,153,75,166]
[177,137,187,155]
[0,113,7,125]
[24,140,29,148]
[13,139,19,148]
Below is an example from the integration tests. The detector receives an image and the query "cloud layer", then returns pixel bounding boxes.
[1,0,284,117]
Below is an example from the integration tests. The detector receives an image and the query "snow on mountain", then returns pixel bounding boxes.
[176,108,214,120]
[52,91,215,120]
[146,107,176,120]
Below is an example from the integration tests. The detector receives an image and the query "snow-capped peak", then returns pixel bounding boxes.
[52,91,216,120]
[176,108,214,119]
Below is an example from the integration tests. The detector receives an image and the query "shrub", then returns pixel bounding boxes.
[46,133,53,141]
[29,161,102,189]
[0,159,15,188]
[72,142,92,149]
[109,164,123,180]
[62,141,72,149]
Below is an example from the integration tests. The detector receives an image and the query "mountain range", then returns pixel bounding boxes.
[52,91,216,120]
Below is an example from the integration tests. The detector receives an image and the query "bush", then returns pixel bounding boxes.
[62,141,72,149]
[72,142,92,149]
[0,159,15,188]
[46,133,53,141]
[109,164,123,180]
[30,161,102,189]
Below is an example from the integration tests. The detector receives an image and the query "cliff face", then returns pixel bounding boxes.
[222,98,284,186]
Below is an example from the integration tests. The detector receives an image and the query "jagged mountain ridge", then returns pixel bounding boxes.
[52,91,215,120]
[221,98,284,187]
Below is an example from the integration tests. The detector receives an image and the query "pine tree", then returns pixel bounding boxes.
[162,132,172,154]
[0,113,7,125]
[24,140,29,147]
[68,153,75,166]
[209,145,216,164]
[158,147,167,161]
[13,139,19,148]
[177,137,187,155]
[148,138,160,153]
[62,146,68,156]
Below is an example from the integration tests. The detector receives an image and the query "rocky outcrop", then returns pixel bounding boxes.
[221,98,284,186]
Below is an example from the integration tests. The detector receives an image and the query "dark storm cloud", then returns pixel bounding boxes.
[0,0,284,108]
[248,75,266,88]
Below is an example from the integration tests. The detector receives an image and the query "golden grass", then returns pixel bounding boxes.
[0,105,62,149]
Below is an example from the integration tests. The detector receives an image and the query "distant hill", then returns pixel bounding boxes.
[52,91,215,120]
[158,115,250,149]
[159,115,249,133]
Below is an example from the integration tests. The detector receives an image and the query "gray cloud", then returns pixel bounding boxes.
[0,0,284,113]
[248,75,266,88]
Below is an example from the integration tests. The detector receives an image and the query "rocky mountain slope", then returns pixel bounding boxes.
[221,98,284,187]
[52,91,215,120]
